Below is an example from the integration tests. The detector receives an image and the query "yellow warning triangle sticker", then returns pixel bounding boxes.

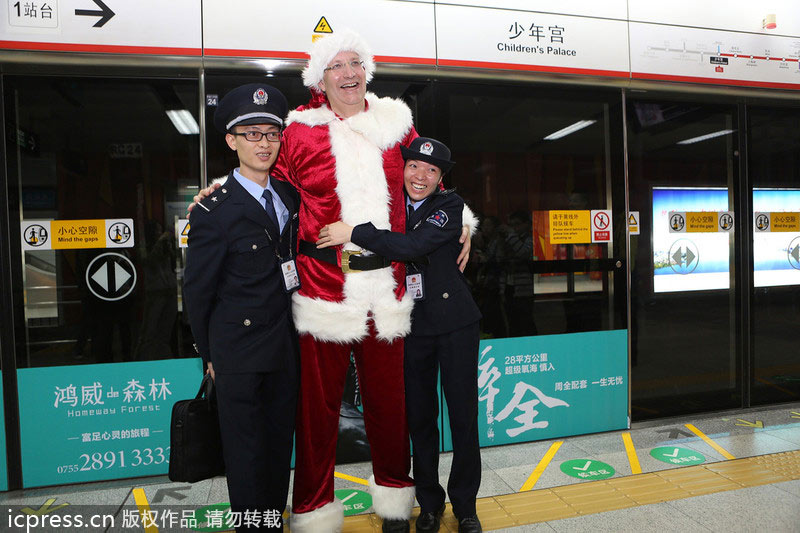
[314,16,333,33]
[181,223,190,236]
[628,214,637,225]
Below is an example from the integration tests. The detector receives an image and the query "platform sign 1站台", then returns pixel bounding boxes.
[650,446,705,466]
[560,459,615,480]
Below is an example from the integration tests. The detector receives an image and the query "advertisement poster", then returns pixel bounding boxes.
[753,189,800,287]
[653,188,731,293]
[464,330,627,448]
[17,359,203,487]
[654,187,800,292]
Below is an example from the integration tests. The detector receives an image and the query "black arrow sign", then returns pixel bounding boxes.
[151,486,191,503]
[656,428,693,440]
[75,0,115,27]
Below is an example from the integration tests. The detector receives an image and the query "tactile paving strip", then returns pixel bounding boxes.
[339,450,800,532]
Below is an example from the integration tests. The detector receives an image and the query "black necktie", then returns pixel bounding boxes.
[407,204,415,220]
[261,189,280,231]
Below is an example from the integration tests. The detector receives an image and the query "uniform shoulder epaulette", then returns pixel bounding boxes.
[439,187,457,196]
[196,187,231,213]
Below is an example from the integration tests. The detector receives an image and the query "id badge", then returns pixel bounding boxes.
[406,273,424,301]
[281,259,301,293]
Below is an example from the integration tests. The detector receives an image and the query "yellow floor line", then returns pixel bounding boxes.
[131,488,159,533]
[344,449,800,531]
[520,440,563,492]
[684,423,736,460]
[622,432,642,474]
[334,471,370,486]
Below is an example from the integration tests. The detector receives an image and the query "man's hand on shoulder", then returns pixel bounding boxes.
[187,182,221,213]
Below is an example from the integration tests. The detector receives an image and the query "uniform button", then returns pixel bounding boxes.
[252,244,258,250]
[243,319,252,326]
[442,292,449,299]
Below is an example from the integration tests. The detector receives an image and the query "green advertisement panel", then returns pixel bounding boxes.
[0,373,7,491]
[18,359,203,487]
[473,330,628,447]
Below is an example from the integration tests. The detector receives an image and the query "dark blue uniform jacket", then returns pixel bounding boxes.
[351,190,481,336]
[184,172,299,374]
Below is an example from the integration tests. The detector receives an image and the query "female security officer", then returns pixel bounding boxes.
[317,137,483,533]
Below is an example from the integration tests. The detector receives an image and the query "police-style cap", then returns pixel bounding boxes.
[213,83,288,133]
[400,137,455,174]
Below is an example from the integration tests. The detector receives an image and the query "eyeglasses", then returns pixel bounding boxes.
[323,59,364,73]
[231,130,282,142]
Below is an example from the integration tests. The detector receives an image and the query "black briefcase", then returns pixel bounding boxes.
[168,373,225,482]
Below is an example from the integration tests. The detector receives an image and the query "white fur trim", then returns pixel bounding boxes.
[290,92,415,343]
[286,104,335,128]
[369,475,415,520]
[292,272,414,343]
[346,94,413,151]
[290,499,343,533]
[462,203,480,237]
[287,93,412,150]
[302,28,376,89]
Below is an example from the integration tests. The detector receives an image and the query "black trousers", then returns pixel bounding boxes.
[215,354,298,531]
[405,321,481,518]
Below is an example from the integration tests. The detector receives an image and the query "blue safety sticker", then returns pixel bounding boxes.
[426,210,448,227]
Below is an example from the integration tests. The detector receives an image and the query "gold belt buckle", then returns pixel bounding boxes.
[341,249,362,273]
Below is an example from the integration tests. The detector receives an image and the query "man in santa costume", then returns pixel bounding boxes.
[277,30,476,533]
[277,29,417,533]
[192,29,475,532]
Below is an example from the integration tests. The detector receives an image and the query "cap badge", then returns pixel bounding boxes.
[419,142,434,155]
[253,88,269,105]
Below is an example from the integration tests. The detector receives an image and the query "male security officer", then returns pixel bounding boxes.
[183,83,299,531]
[317,137,483,533]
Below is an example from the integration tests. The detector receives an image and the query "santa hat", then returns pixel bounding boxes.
[302,29,376,89]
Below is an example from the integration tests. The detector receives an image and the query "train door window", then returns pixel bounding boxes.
[433,82,627,339]
[4,76,200,368]
[627,97,740,419]
[749,104,800,405]
[4,75,202,488]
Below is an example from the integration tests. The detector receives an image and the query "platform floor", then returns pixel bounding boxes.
[2,402,799,532]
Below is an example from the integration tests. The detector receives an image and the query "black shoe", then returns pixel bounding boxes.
[382,518,410,533]
[415,505,445,533]
[458,515,482,533]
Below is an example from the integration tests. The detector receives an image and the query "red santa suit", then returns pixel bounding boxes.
[271,31,417,531]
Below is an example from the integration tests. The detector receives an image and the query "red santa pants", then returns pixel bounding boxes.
[292,322,413,514]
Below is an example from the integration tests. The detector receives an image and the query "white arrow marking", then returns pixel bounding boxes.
[114,262,131,291]
[573,460,592,471]
[665,448,680,457]
[339,491,358,503]
[91,263,109,292]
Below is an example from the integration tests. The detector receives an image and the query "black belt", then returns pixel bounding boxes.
[299,240,427,273]
[299,240,391,273]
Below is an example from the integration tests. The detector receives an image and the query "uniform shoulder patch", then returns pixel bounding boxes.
[197,187,231,212]
[426,209,449,228]
[440,187,456,196]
